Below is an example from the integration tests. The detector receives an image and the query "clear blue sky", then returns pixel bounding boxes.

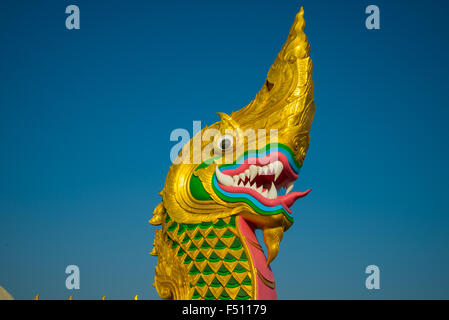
[1,0,448,299]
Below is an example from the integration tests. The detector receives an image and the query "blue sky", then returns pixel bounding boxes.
[1,0,448,299]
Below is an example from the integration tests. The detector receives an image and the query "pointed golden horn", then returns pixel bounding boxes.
[68,296,73,300]
[282,6,310,60]
[229,6,315,166]
[233,5,312,120]
[32,294,39,300]
[133,294,138,300]
[101,296,106,300]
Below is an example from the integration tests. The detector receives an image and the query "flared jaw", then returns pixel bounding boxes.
[214,145,311,217]
[210,141,312,265]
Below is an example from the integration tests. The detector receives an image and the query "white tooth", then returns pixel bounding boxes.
[238,181,245,188]
[239,173,246,181]
[268,182,277,199]
[256,185,263,194]
[249,165,258,181]
[215,166,233,186]
[250,183,257,190]
[261,190,268,198]
[258,166,263,175]
[262,166,269,175]
[245,169,250,178]
[233,176,239,185]
[244,182,251,188]
[286,182,294,194]
[268,163,274,174]
[274,161,283,181]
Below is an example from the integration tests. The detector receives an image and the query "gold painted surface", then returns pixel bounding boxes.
[152,214,255,300]
[151,7,315,300]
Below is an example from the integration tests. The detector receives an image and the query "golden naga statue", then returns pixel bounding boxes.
[150,6,315,300]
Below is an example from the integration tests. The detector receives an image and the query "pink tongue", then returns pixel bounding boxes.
[281,189,311,208]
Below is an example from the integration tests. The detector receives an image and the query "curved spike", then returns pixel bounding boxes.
[101,296,106,300]
[149,246,157,256]
[68,296,73,300]
[216,112,240,130]
[263,226,284,265]
[217,112,231,121]
[149,215,163,226]
[133,294,139,300]
[149,202,164,226]
[32,294,39,300]
[281,6,310,61]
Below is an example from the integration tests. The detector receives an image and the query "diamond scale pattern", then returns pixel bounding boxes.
[164,214,253,300]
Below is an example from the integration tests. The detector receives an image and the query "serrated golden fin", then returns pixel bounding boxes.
[149,202,165,225]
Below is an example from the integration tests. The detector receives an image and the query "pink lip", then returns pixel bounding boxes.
[218,183,311,213]
[217,152,311,213]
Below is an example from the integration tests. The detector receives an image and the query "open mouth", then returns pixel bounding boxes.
[214,152,310,214]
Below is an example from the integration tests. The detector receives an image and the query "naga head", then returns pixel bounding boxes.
[151,8,315,265]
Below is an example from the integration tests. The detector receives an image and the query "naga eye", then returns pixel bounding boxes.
[217,135,233,151]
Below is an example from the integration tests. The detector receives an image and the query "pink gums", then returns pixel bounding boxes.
[218,153,311,213]
[221,153,297,178]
